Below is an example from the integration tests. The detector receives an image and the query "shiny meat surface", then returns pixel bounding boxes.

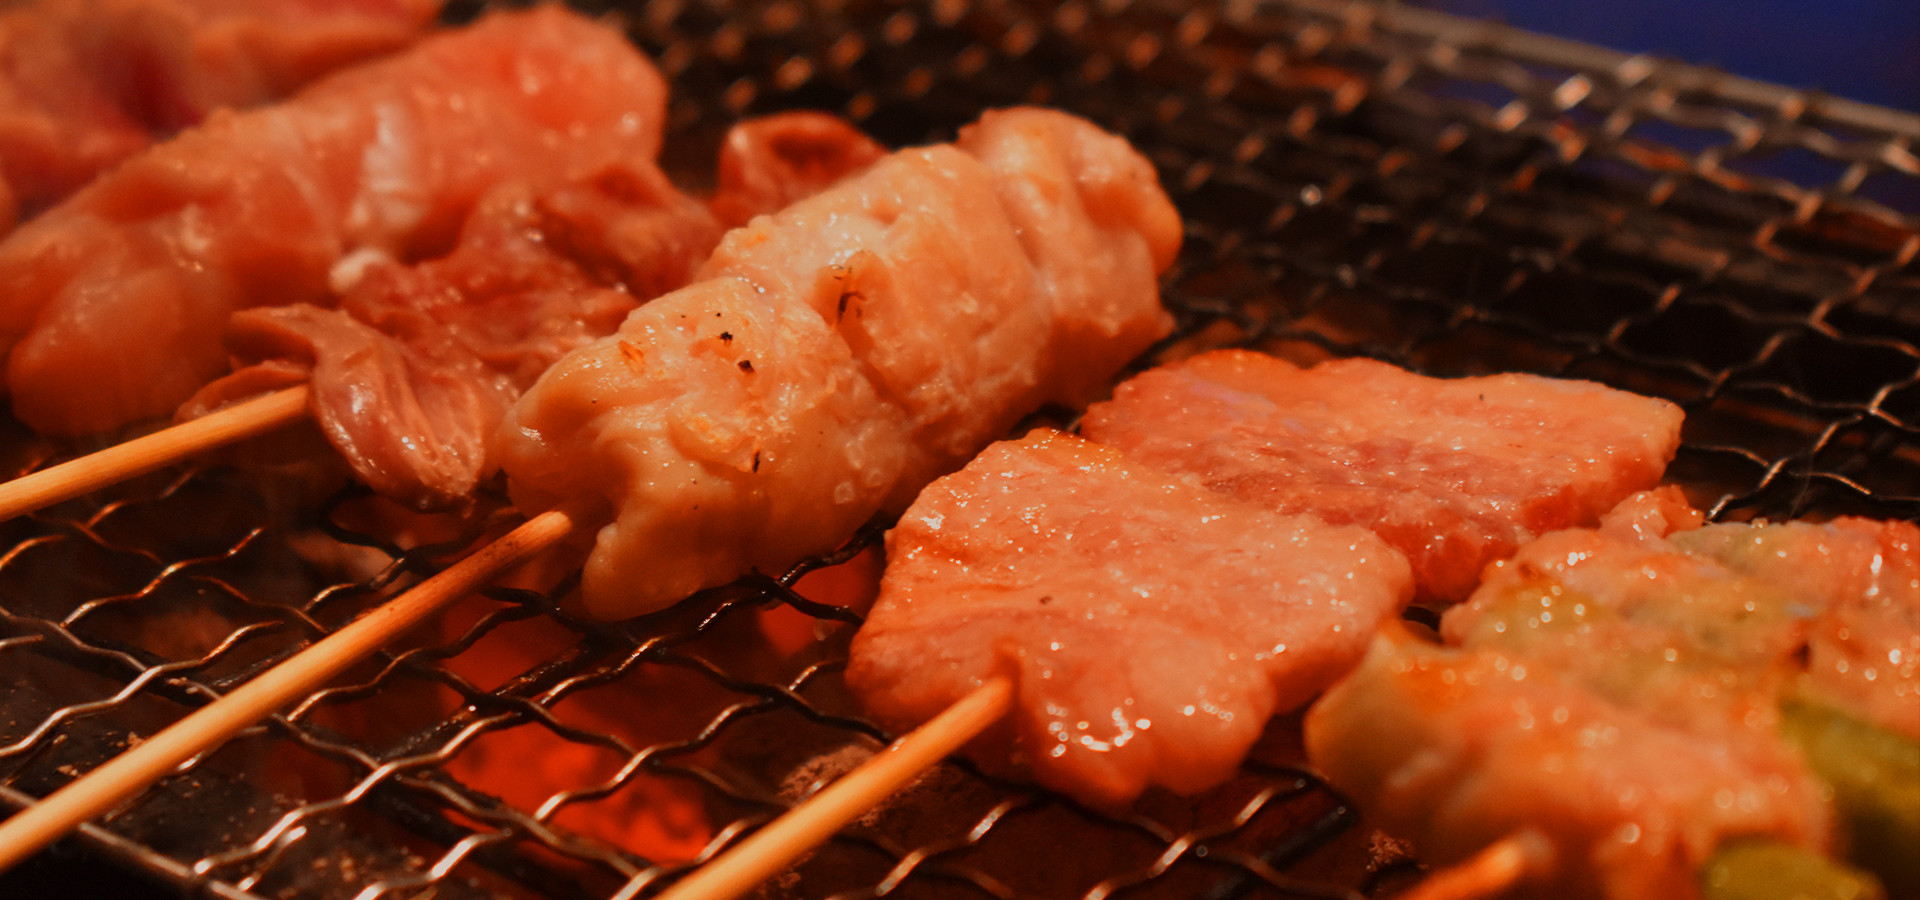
[0,0,441,223]
[1307,627,1834,900]
[1308,489,1919,898]
[849,429,1412,807]
[1444,490,1920,740]
[178,169,707,507]
[1080,350,1685,603]
[1671,514,1920,741]
[181,113,879,510]
[0,5,665,435]
[497,107,1180,619]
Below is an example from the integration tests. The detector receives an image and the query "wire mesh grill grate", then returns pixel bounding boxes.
[2,0,1916,898]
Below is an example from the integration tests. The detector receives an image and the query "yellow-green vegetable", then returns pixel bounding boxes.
[1777,698,1920,898]
[1701,841,1885,900]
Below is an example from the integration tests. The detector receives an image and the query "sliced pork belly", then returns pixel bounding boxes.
[849,429,1412,807]
[0,5,665,436]
[1080,350,1684,603]
[0,0,441,222]
[1307,489,1919,898]
[497,108,1180,619]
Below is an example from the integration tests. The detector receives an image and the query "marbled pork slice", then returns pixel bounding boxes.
[0,0,441,223]
[1080,350,1684,603]
[497,108,1180,619]
[0,5,665,435]
[848,429,1412,808]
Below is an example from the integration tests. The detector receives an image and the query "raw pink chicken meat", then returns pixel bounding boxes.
[496,107,1181,619]
[1306,488,1920,899]
[1080,350,1684,603]
[0,5,665,437]
[179,111,883,509]
[0,0,442,224]
[848,428,1412,807]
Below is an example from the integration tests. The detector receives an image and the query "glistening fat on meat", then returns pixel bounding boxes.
[0,0,443,224]
[1305,489,1920,899]
[175,112,882,509]
[496,107,1181,619]
[0,5,666,436]
[1080,350,1685,603]
[847,429,1413,807]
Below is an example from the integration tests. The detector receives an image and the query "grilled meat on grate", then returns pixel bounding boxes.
[1,0,1916,897]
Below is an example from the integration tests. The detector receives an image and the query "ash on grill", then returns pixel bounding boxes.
[2,0,1916,898]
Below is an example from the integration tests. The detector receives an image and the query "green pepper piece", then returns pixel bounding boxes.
[1701,841,1885,900]
[1778,698,1920,897]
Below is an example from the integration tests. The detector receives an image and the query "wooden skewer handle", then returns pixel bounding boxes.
[0,507,576,873]
[0,385,311,522]
[1400,831,1550,900]
[652,677,1015,900]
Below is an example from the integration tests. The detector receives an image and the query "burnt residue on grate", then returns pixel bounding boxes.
[1,1,1917,898]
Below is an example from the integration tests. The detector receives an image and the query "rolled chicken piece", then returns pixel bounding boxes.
[496,107,1181,619]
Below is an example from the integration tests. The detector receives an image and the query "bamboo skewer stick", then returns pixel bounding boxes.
[0,507,578,873]
[652,676,1015,900]
[1399,832,1548,900]
[0,385,311,521]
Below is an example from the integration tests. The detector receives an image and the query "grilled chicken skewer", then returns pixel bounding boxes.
[0,0,444,230]
[0,6,677,439]
[0,5,883,521]
[661,350,1687,898]
[1306,490,1919,900]
[496,107,1180,620]
[0,105,1181,876]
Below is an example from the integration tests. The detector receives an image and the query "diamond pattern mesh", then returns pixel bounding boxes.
[1,1,1915,898]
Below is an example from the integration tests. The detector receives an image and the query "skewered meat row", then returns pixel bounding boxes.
[1080,350,1685,603]
[849,428,1412,807]
[847,350,1687,807]
[496,107,1182,620]
[0,0,442,226]
[179,112,882,508]
[1306,488,1920,899]
[0,5,665,437]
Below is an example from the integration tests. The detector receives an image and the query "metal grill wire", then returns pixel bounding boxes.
[1,0,1917,897]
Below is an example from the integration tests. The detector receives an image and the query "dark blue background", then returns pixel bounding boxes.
[1414,0,1919,113]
